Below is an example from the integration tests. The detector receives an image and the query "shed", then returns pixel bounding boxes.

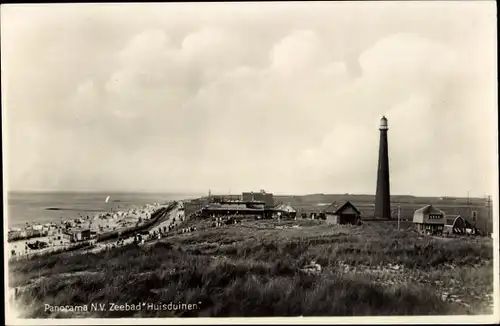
[441,206,489,235]
[274,204,297,219]
[444,214,478,236]
[8,230,23,241]
[69,228,91,242]
[413,205,445,234]
[325,201,361,225]
[32,224,43,231]
[443,215,466,235]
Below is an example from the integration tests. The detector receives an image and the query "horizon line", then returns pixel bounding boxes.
[6,189,491,199]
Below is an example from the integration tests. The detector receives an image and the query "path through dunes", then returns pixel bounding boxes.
[88,203,181,253]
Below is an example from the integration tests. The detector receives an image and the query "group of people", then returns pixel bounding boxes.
[179,226,197,234]
[133,233,148,246]
[211,216,242,228]
[101,208,193,249]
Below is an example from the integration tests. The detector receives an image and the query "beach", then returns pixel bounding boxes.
[6,191,200,228]
[6,192,197,258]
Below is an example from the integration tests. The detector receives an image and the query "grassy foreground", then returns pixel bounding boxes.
[9,218,494,318]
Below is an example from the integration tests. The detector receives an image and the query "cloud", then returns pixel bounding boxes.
[3,2,496,196]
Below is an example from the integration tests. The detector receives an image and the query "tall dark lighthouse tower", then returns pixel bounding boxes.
[375,116,391,219]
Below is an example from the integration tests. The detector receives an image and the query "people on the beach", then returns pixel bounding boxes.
[10,203,172,256]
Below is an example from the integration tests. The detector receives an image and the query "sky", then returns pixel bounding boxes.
[1,1,497,196]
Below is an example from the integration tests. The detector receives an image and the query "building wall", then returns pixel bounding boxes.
[202,209,264,218]
[338,214,359,225]
[253,193,265,203]
[415,223,444,234]
[26,229,42,238]
[340,206,358,215]
[82,230,91,239]
[185,200,207,217]
[325,214,338,224]
[413,211,445,225]
[264,193,275,207]
[422,213,444,224]
[242,192,274,207]
[8,232,22,241]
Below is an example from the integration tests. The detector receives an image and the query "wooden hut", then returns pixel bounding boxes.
[325,201,361,225]
[443,215,467,235]
[413,205,445,234]
[274,204,297,219]
[68,228,91,242]
[444,215,478,236]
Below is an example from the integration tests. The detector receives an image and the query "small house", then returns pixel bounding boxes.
[26,229,42,238]
[32,224,43,231]
[443,215,467,235]
[274,204,297,219]
[8,230,22,241]
[413,205,445,234]
[325,201,361,225]
[68,228,91,242]
[444,215,478,236]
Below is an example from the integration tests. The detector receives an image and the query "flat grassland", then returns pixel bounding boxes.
[9,216,494,318]
[274,194,492,229]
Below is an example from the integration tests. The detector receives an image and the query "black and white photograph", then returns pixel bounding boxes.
[2,1,498,324]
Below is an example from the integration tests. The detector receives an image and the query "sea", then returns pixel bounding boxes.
[6,191,203,229]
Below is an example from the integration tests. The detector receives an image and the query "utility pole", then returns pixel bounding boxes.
[467,190,471,219]
[486,195,491,236]
[397,204,401,231]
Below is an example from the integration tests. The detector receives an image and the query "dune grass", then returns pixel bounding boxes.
[9,219,493,318]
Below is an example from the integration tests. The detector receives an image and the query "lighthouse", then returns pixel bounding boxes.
[374,116,391,219]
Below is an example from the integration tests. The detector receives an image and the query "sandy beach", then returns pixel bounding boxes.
[7,202,169,258]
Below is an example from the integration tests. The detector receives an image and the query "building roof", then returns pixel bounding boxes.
[413,205,445,224]
[415,205,445,215]
[444,214,477,229]
[330,201,361,215]
[275,204,297,213]
[71,228,91,233]
[460,216,476,228]
[220,200,265,205]
[203,204,263,212]
[445,215,462,226]
[323,201,337,214]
